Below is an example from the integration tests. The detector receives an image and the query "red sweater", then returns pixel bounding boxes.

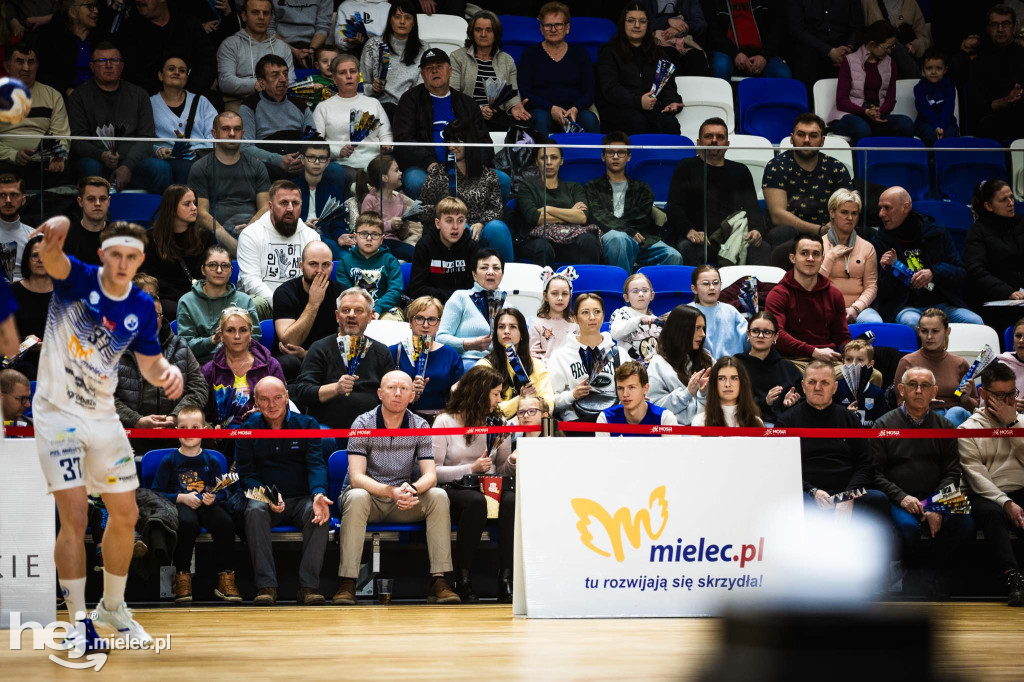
[765,270,851,358]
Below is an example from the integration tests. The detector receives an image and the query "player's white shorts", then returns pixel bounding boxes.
[33,396,138,495]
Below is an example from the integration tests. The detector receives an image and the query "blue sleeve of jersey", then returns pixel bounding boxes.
[0,275,14,322]
[128,294,162,356]
[52,256,98,300]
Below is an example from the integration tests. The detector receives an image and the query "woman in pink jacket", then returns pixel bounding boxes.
[819,188,882,324]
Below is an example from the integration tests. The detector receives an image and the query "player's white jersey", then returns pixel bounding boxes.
[34,256,160,416]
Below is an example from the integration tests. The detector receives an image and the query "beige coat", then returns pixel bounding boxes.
[819,234,879,314]
[449,46,523,111]
[861,0,931,57]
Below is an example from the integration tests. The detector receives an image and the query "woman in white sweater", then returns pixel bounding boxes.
[547,293,631,424]
[692,356,764,427]
[432,365,515,603]
[359,0,427,120]
[648,304,713,425]
[313,52,393,189]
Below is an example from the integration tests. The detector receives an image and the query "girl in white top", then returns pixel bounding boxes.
[647,305,713,425]
[692,356,764,427]
[312,53,393,175]
[688,264,748,359]
[529,269,578,359]
[610,272,661,362]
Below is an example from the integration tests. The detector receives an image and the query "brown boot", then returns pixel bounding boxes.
[253,587,277,605]
[173,572,192,603]
[215,571,243,602]
[427,576,461,604]
[332,578,357,605]
[296,587,326,605]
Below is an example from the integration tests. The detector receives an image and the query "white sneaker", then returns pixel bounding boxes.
[94,600,152,646]
[61,618,109,657]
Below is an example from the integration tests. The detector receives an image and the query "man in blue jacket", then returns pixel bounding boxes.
[237,376,331,606]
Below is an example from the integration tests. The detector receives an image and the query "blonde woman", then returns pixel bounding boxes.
[820,188,881,323]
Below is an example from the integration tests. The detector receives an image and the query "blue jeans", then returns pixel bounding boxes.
[932,406,972,427]
[895,304,984,329]
[494,169,511,203]
[478,220,514,264]
[855,307,883,323]
[528,108,601,135]
[601,230,681,272]
[830,113,914,144]
[710,53,791,80]
[166,158,195,185]
[78,156,172,194]
[914,120,960,147]
[889,503,975,561]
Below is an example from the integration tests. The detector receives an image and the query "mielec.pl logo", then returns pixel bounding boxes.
[571,486,669,561]
[8,611,172,670]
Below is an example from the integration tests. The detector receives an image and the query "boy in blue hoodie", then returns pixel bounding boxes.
[914,48,960,147]
[835,339,888,426]
[336,211,404,319]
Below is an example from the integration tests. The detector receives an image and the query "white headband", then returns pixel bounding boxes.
[101,236,145,252]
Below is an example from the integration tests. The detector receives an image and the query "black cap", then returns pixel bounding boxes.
[419,48,450,68]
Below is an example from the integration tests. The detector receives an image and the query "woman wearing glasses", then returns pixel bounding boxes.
[176,244,263,366]
[596,3,683,135]
[389,296,465,421]
[143,184,218,321]
[516,1,600,134]
[735,312,802,426]
[36,0,104,97]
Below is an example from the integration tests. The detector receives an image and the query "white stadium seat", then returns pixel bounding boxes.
[718,265,787,289]
[1012,139,1024,201]
[675,76,735,140]
[500,263,545,314]
[417,13,468,54]
[947,323,1001,362]
[365,319,410,348]
[724,134,775,199]
[778,134,854,179]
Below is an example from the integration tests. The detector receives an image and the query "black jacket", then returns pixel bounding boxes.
[32,18,109,97]
[870,211,969,322]
[734,348,803,424]
[702,0,786,61]
[407,224,479,303]
[116,10,217,95]
[964,211,1024,303]
[583,175,661,242]
[596,43,683,112]
[666,157,765,246]
[870,408,962,504]
[968,41,1024,125]
[291,335,394,429]
[391,84,493,172]
[775,401,873,493]
[786,0,863,56]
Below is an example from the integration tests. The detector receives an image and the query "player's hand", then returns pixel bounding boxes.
[308,270,330,308]
[136,414,174,428]
[339,144,355,158]
[880,249,897,268]
[1004,500,1024,529]
[337,233,356,248]
[159,364,184,400]
[412,375,430,393]
[312,493,333,524]
[686,229,705,244]
[812,347,842,363]
[30,215,71,254]
[765,385,783,405]
[835,499,854,518]
[910,269,933,289]
[465,335,492,351]
[14,148,32,166]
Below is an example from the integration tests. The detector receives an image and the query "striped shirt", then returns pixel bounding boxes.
[472,58,498,107]
[346,406,433,488]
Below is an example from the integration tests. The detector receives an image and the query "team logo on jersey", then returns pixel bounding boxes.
[101,316,116,332]
[68,335,93,361]
[124,314,138,332]
[88,291,100,305]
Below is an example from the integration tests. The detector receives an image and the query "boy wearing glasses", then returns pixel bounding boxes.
[584,132,681,274]
[336,212,404,320]
[959,361,1024,606]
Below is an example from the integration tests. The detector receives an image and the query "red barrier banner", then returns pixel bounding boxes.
[3,424,539,439]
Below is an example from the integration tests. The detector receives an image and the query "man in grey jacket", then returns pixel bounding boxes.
[217,0,295,102]
[270,0,334,68]
[240,54,314,181]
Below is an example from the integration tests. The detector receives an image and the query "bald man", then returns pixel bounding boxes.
[236,375,331,606]
[871,186,982,329]
[273,240,343,380]
[333,370,460,605]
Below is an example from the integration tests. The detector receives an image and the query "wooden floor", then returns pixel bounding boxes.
[2,602,1023,680]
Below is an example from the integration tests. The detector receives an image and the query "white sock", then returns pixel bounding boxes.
[59,577,87,622]
[101,570,128,612]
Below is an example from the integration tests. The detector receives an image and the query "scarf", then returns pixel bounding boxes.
[826,224,858,276]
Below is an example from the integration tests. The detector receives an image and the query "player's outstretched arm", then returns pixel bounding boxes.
[136,353,184,400]
[29,215,72,280]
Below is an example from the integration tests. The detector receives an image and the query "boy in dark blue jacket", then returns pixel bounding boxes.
[151,406,241,603]
[914,48,960,146]
[835,340,888,426]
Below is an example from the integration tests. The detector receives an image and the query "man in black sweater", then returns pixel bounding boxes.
[785,0,863,90]
[407,197,478,303]
[870,366,975,585]
[666,117,771,266]
[775,360,889,519]
[291,287,394,429]
[968,5,1024,142]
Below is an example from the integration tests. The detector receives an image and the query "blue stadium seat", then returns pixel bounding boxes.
[628,134,695,202]
[294,68,319,80]
[636,265,696,316]
[550,132,605,185]
[25,380,35,418]
[332,260,338,278]
[738,78,809,143]
[858,137,929,199]
[849,322,919,354]
[401,261,412,291]
[913,199,974,251]
[109,192,162,226]
[934,137,1008,203]
[498,15,540,62]
[230,260,239,285]
[169,319,177,334]
[140,448,227,489]
[328,449,348,515]
[1005,325,1014,353]
[259,319,275,351]
[563,264,629,320]
[564,17,616,62]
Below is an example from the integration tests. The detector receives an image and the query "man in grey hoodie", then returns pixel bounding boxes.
[270,0,334,68]
[217,0,295,102]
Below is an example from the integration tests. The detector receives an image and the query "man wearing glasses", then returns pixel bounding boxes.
[67,42,171,194]
[871,366,975,597]
[584,132,681,274]
[959,361,1024,606]
[968,5,1024,141]
[1,368,33,427]
[291,142,349,259]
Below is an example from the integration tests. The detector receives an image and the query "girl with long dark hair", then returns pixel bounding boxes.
[692,356,763,427]
[647,304,712,424]
[359,0,427,120]
[476,307,554,419]
[734,311,802,425]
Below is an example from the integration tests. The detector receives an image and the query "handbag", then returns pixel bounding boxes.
[529,222,601,245]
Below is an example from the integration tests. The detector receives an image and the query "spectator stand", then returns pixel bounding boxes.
[549,132,606,185]
[849,322,919,355]
[891,79,960,131]
[934,138,1008,204]
[109,192,162,227]
[499,262,544,314]
[627,134,696,203]
[365,319,409,347]
[139,448,229,489]
[947,323,1001,362]
[259,319,275,351]
[497,15,541,63]
[914,200,974,252]
[718,264,786,289]
[563,17,616,63]
[857,137,929,200]
[738,78,808,145]
[561,264,629,321]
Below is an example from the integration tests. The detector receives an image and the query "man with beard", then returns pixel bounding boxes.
[292,287,394,430]
[236,180,321,320]
[64,177,110,267]
[272,241,342,380]
[188,111,271,259]
[0,175,34,282]
[762,113,852,247]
